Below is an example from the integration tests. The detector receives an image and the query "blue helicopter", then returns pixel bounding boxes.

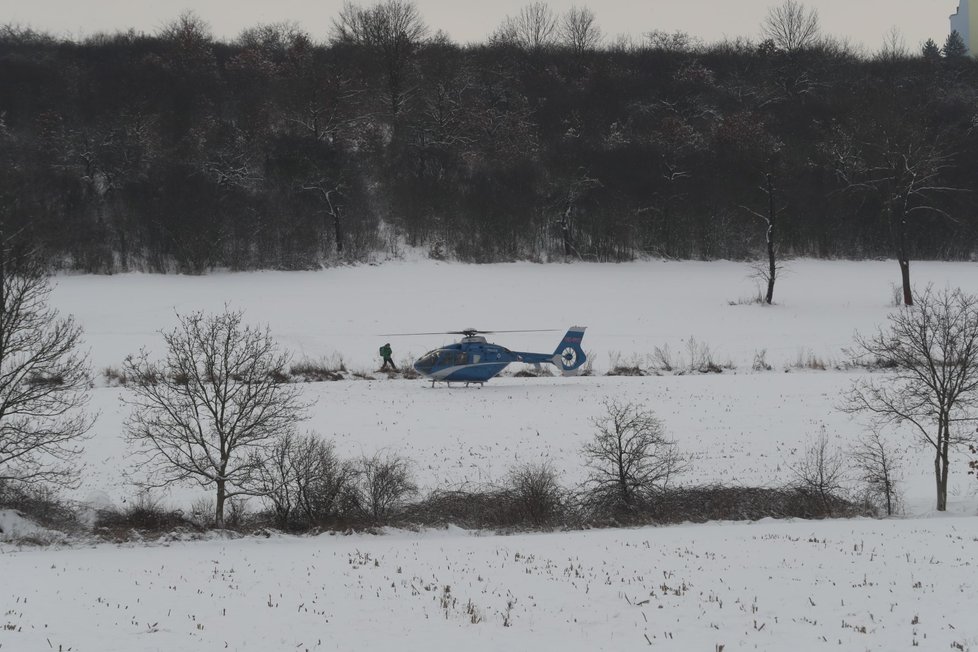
[392,327,587,386]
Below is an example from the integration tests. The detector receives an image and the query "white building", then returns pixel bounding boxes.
[950,0,978,54]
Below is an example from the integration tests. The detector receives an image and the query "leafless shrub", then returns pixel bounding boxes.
[686,337,722,373]
[0,482,80,534]
[344,452,417,522]
[789,428,848,515]
[728,284,765,306]
[102,366,129,386]
[789,349,827,370]
[289,356,347,382]
[605,365,645,376]
[190,496,216,528]
[505,461,566,526]
[753,349,773,371]
[637,485,867,524]
[605,350,645,376]
[513,367,552,378]
[852,429,902,516]
[648,339,725,374]
[652,345,675,372]
[580,398,688,515]
[398,364,420,379]
[94,490,195,536]
[579,349,595,376]
[224,497,248,528]
[254,432,350,529]
[889,282,903,308]
[402,487,511,529]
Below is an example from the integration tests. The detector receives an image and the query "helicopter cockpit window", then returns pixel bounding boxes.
[415,351,439,372]
[438,351,466,366]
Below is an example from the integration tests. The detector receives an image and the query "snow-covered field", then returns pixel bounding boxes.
[2,518,976,651]
[3,259,978,651]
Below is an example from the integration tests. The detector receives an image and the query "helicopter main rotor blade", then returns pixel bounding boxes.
[380,329,560,337]
[378,332,455,337]
[479,329,561,334]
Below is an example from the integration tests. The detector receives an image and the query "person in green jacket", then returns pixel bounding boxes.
[379,343,397,370]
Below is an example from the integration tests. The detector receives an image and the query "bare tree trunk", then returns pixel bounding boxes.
[0,223,5,338]
[937,432,950,511]
[765,173,777,305]
[885,477,893,516]
[617,450,629,506]
[899,258,912,306]
[333,206,343,255]
[561,205,572,258]
[895,202,913,306]
[216,478,227,528]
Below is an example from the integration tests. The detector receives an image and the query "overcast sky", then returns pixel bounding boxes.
[0,0,958,52]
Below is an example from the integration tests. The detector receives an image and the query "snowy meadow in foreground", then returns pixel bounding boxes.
[2,259,978,651]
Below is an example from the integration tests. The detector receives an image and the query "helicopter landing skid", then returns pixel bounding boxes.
[430,380,483,388]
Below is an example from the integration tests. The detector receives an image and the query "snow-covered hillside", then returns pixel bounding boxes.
[1,259,977,651]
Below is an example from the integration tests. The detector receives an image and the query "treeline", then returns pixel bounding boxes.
[1,3,977,272]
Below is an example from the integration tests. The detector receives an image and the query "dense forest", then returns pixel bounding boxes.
[0,1,977,273]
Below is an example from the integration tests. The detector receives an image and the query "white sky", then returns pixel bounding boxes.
[0,0,958,52]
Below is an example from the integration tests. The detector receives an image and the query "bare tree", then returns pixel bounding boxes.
[123,309,308,528]
[761,1,820,52]
[0,245,93,489]
[492,2,558,52]
[332,0,428,117]
[844,286,978,511]
[831,128,959,306]
[875,26,908,62]
[740,172,782,304]
[157,10,213,56]
[300,175,348,257]
[555,172,601,259]
[789,428,847,513]
[560,6,602,55]
[581,398,687,512]
[851,428,902,516]
[236,21,309,56]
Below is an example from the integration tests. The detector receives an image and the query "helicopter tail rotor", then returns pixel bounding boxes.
[552,326,587,376]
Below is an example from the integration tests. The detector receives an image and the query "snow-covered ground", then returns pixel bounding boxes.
[2,259,978,651]
[2,518,977,651]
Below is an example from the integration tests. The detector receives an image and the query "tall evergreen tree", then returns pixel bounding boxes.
[942,30,968,58]
[921,38,941,61]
